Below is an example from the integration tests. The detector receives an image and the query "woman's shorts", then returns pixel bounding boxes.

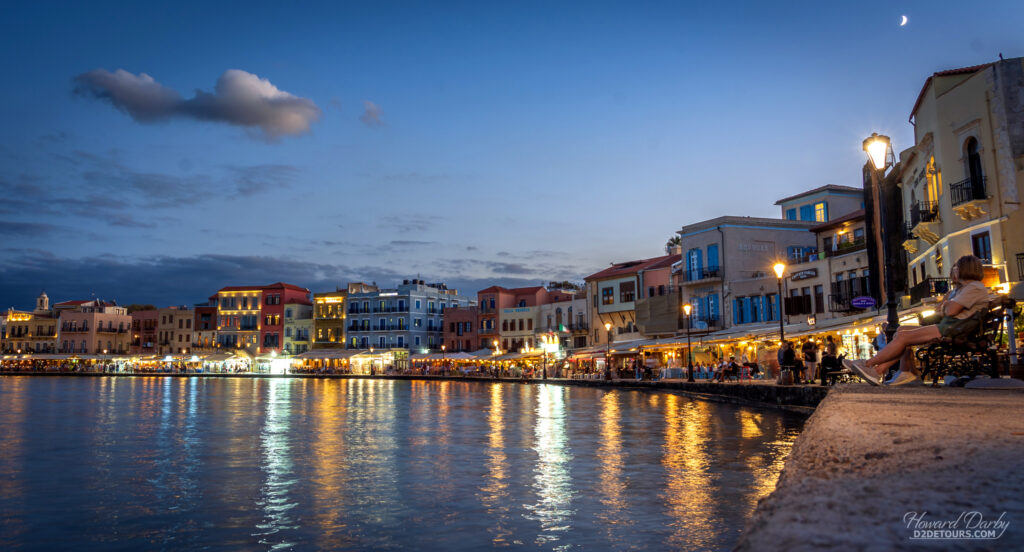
[936,316,979,338]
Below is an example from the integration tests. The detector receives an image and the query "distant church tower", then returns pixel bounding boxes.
[34,291,49,314]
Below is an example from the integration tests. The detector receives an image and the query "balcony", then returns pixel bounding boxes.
[909,277,951,305]
[479,328,495,335]
[950,176,989,221]
[683,267,722,283]
[825,238,866,258]
[829,277,872,312]
[909,201,940,244]
[950,176,987,207]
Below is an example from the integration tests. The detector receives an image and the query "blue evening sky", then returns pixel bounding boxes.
[1,1,1022,308]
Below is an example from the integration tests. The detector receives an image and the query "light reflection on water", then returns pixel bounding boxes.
[0,377,803,551]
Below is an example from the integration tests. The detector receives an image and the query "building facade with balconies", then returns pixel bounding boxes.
[586,254,679,346]
[673,217,817,334]
[193,306,217,351]
[56,299,131,355]
[157,306,193,355]
[899,58,1024,301]
[476,285,574,352]
[283,300,312,355]
[2,292,57,354]
[212,282,310,353]
[313,288,351,349]
[130,309,158,354]
[780,209,874,324]
[346,279,473,352]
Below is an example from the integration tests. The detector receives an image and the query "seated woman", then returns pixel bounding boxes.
[844,255,991,386]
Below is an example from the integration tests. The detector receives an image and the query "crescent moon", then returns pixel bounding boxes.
[900,15,908,26]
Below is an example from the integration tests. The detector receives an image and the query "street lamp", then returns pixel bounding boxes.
[863,132,900,344]
[369,345,375,375]
[773,262,786,346]
[683,303,694,382]
[441,344,446,376]
[604,321,612,380]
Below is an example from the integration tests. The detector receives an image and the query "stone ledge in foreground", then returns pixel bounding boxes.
[736,384,1024,551]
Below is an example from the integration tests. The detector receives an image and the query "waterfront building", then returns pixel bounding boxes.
[56,299,131,355]
[585,254,679,346]
[212,282,310,354]
[346,279,473,353]
[312,285,360,349]
[776,184,864,223]
[283,299,312,355]
[130,309,158,354]
[157,306,193,355]
[897,57,1024,300]
[779,209,874,324]
[193,306,217,351]
[535,290,589,351]
[476,285,573,352]
[2,292,57,353]
[443,306,478,352]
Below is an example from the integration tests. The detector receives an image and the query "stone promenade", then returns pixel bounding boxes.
[738,384,1024,551]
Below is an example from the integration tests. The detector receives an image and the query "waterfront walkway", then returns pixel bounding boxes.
[738,384,1024,550]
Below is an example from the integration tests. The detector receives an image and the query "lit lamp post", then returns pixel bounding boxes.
[369,345,375,376]
[683,303,694,382]
[863,132,900,344]
[773,262,786,346]
[441,344,446,376]
[604,321,612,380]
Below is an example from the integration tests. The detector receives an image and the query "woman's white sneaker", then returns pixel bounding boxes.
[843,358,879,386]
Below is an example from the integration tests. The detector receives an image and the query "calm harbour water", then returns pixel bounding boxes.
[0,377,803,551]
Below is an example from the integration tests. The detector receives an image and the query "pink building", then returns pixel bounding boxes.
[57,300,132,355]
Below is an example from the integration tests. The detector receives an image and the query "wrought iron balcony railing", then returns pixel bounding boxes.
[950,176,987,207]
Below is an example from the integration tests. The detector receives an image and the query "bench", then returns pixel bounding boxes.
[915,296,1017,385]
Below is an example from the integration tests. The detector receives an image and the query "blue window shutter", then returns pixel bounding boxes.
[760,296,767,322]
[799,205,814,221]
[786,208,796,220]
[696,249,703,273]
[686,250,693,273]
[732,299,739,325]
[823,202,829,221]
[707,244,719,270]
[710,294,719,320]
[743,297,752,323]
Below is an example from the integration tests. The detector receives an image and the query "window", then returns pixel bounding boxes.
[799,204,814,221]
[518,319,524,331]
[619,281,635,303]
[814,285,824,313]
[527,319,533,330]
[853,227,865,241]
[602,287,614,305]
[706,244,719,270]
[285,309,292,318]
[971,232,992,263]
[502,320,508,331]
[415,336,421,346]
[416,300,421,310]
[647,286,655,297]
[814,201,827,222]
[786,208,797,220]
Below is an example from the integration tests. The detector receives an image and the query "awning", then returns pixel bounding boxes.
[295,349,361,360]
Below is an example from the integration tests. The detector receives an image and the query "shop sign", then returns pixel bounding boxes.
[851,296,877,309]
[791,269,817,281]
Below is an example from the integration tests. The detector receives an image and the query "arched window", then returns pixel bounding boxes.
[502,320,508,331]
